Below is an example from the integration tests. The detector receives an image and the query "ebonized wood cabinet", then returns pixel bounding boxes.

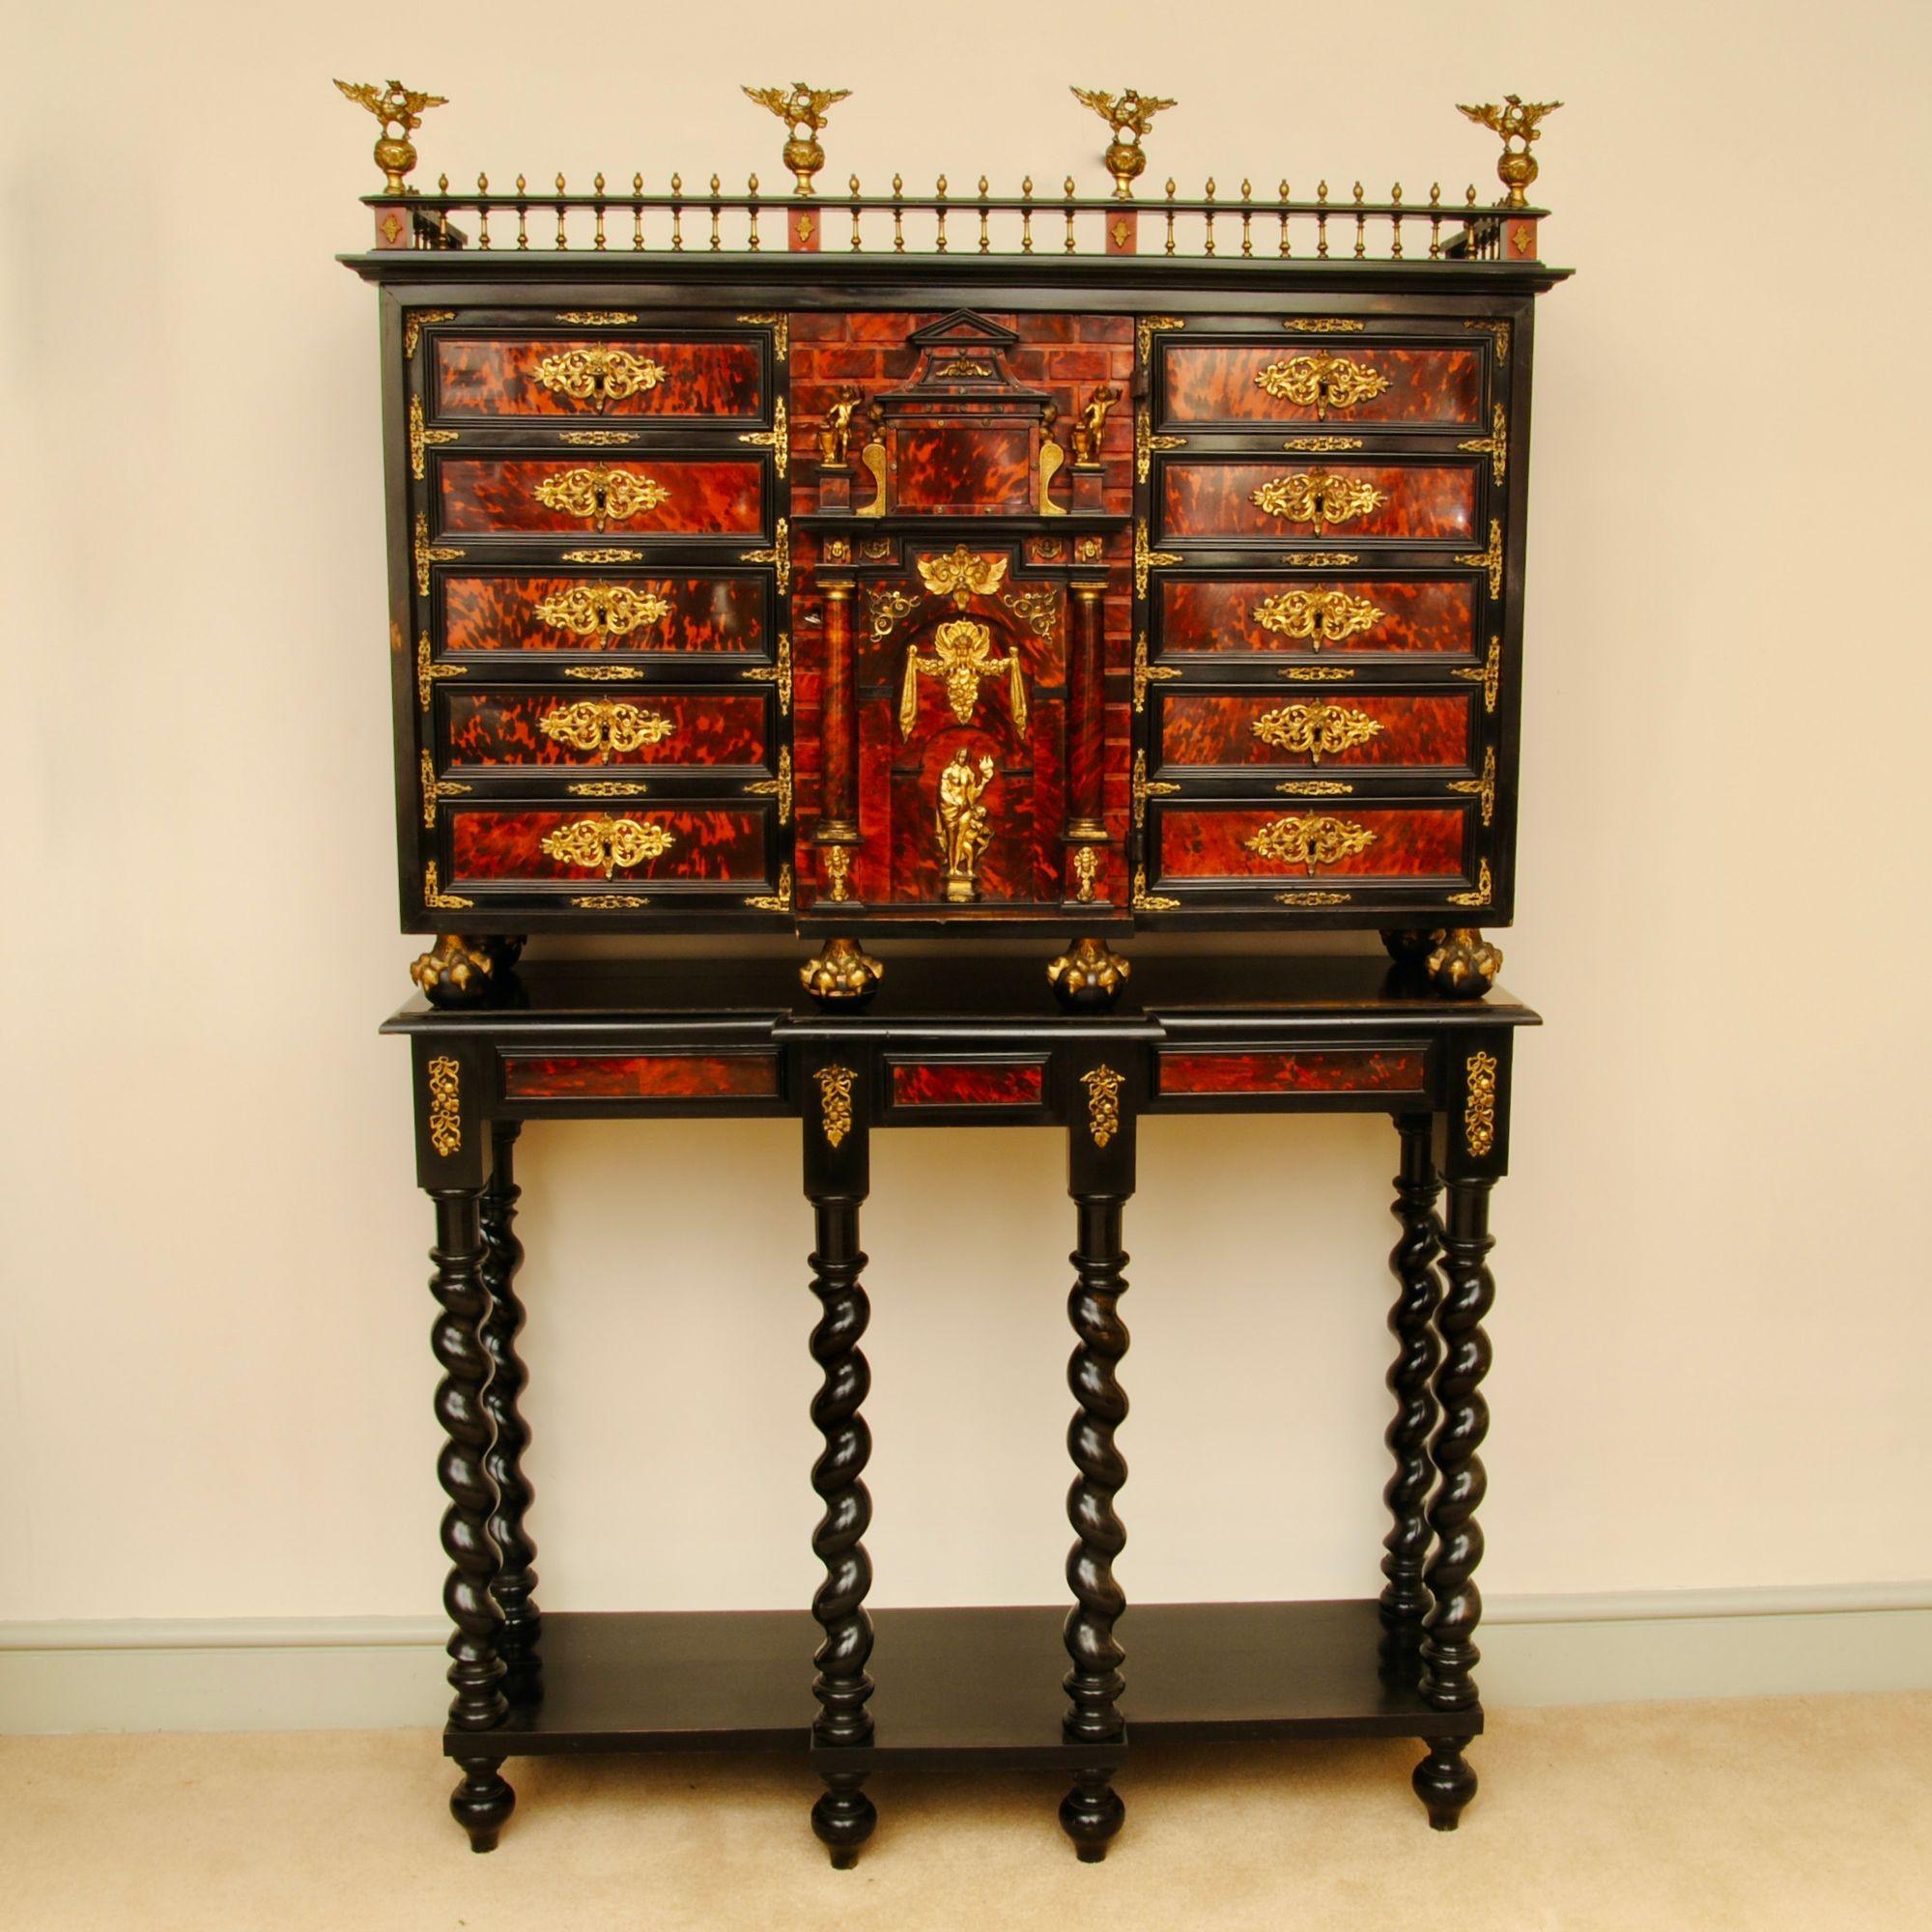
[339,81,1566,1861]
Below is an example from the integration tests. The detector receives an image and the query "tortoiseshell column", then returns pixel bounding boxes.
[818,579,860,846]
[1066,581,1107,846]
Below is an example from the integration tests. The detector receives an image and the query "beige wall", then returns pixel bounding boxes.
[4,0,1929,1633]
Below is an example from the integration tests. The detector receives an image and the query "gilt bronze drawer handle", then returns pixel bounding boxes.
[1255,351,1390,418]
[533,465,669,530]
[1252,700,1384,762]
[1250,471,1387,535]
[1253,586,1386,648]
[531,346,667,412]
[1243,812,1377,873]
[538,813,675,876]
[538,699,674,760]
[533,582,671,639]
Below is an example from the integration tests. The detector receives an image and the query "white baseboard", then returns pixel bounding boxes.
[3,1586,1927,1735]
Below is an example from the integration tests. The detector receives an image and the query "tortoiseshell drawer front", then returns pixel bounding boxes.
[436,458,767,538]
[438,571,770,661]
[432,332,767,421]
[442,804,775,891]
[1148,803,1473,894]
[1157,459,1478,546]
[501,1052,781,1100]
[1156,1047,1432,1098]
[1157,693,1473,772]
[1157,342,1485,430]
[1156,576,1480,661]
[440,689,770,771]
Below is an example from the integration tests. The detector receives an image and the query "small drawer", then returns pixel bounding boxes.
[1157,340,1486,430]
[502,1052,781,1100]
[444,804,773,888]
[1157,693,1473,773]
[436,458,767,537]
[1149,802,1470,889]
[432,332,767,421]
[440,689,769,772]
[1157,1047,1431,1098]
[1156,575,1479,660]
[1157,458,1477,545]
[439,571,770,660]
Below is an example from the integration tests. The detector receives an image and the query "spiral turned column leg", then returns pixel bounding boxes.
[480,1123,540,1667]
[1380,1115,1443,1678]
[808,1196,877,1867]
[1413,1176,1496,1831]
[1061,1194,1130,1861]
[429,1186,512,1851]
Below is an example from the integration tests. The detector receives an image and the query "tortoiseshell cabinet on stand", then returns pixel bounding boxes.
[344,80,1567,1863]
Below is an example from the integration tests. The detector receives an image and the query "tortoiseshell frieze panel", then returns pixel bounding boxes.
[1157,1049,1430,1095]
[502,1053,781,1099]
[888,1061,1048,1108]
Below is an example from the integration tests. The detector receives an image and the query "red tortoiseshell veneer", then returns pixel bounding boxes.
[502,1053,780,1099]
[1158,695,1471,770]
[1156,578,1478,659]
[442,691,768,769]
[1158,345,1484,428]
[432,336,765,419]
[1153,807,1466,881]
[1159,462,1476,544]
[440,575,767,657]
[891,427,1034,514]
[1157,1049,1430,1095]
[888,1062,1047,1107]
[437,460,766,536]
[446,807,768,883]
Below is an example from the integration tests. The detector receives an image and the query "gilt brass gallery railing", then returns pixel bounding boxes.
[338,80,1559,265]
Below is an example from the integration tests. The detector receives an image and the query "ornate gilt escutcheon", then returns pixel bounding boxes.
[1254,350,1391,419]
[533,465,669,531]
[1253,586,1386,649]
[900,620,1028,737]
[538,813,675,877]
[1243,812,1377,873]
[1251,700,1384,762]
[1250,471,1387,535]
[533,582,671,640]
[538,699,674,761]
[530,345,667,412]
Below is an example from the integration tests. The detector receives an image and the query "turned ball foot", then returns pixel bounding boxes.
[810,1774,876,1866]
[1380,926,1502,1001]
[1412,1736,1478,1831]
[800,938,884,1009]
[449,1755,515,1852]
[1059,1770,1125,1860]
[412,933,525,1008]
[1047,936,1131,1011]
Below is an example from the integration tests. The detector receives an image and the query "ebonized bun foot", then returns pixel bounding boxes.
[450,1755,515,1852]
[1412,1737,1477,1830]
[800,938,885,1008]
[412,933,526,1007]
[1047,936,1131,1011]
[1060,1770,1125,1860]
[811,1774,876,1865]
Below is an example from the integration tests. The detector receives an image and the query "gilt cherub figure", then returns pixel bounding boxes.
[333,79,447,192]
[818,386,862,468]
[1070,384,1120,467]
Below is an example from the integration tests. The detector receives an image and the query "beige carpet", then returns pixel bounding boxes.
[4,1695,1928,1931]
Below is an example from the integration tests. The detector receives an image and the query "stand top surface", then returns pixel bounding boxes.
[380,952,1540,1040]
